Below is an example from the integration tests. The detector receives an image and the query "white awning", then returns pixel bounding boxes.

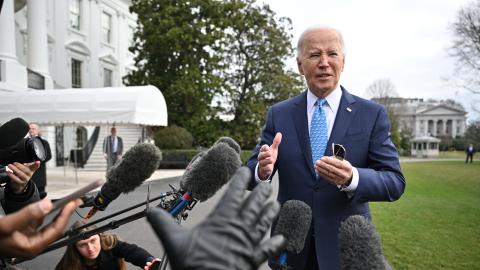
[0,85,168,126]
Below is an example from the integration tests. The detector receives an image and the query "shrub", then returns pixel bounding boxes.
[158,149,201,169]
[154,125,193,149]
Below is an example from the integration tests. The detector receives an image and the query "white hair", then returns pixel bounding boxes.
[296,25,345,59]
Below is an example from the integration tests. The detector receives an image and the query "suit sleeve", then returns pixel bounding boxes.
[352,106,406,204]
[103,137,107,154]
[43,139,52,162]
[246,107,277,190]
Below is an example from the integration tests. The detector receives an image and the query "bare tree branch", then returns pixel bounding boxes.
[449,0,480,95]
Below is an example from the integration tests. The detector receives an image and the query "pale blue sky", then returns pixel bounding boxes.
[263,0,478,121]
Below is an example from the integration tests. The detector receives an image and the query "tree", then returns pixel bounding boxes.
[126,0,303,148]
[449,0,480,112]
[217,0,303,148]
[126,0,228,145]
[365,78,402,150]
[464,120,480,149]
[364,78,399,107]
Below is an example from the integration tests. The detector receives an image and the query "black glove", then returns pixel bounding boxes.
[147,167,285,270]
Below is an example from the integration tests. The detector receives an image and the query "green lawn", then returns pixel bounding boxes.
[371,161,480,269]
[438,151,468,159]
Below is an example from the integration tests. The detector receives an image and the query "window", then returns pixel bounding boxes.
[71,59,82,88]
[103,68,112,87]
[70,0,81,30]
[102,12,112,43]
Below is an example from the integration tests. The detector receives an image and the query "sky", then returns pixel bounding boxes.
[262,0,479,121]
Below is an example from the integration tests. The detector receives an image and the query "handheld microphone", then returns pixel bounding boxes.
[168,137,242,217]
[85,143,162,219]
[338,215,391,270]
[273,200,312,270]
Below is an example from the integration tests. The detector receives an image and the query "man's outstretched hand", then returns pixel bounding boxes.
[147,167,285,270]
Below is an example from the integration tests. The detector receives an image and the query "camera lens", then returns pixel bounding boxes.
[30,137,46,161]
[23,137,46,162]
[0,137,47,165]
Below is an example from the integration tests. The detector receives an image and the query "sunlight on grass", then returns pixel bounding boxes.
[371,161,480,270]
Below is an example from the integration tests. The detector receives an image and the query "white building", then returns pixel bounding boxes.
[373,97,467,157]
[373,97,468,138]
[0,0,167,170]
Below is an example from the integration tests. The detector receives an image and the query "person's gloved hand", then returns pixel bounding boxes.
[147,167,285,270]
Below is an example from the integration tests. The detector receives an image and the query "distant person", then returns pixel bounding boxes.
[55,221,160,270]
[29,123,52,199]
[465,143,475,163]
[103,127,123,170]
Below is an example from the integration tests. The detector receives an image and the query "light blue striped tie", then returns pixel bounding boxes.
[310,99,328,164]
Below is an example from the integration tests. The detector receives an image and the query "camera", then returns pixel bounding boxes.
[0,117,48,184]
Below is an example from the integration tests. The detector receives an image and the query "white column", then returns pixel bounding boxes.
[0,0,27,90]
[452,119,457,138]
[415,119,420,136]
[442,119,447,136]
[27,0,53,89]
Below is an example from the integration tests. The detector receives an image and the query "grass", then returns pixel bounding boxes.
[438,150,468,159]
[371,161,480,269]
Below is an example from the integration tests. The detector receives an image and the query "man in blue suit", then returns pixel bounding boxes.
[247,26,406,270]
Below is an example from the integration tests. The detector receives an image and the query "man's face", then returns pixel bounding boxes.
[29,124,40,137]
[297,28,345,97]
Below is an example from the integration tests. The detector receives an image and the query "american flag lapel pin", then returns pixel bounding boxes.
[346,107,352,112]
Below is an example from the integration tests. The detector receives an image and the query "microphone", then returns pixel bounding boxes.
[338,215,391,270]
[85,143,162,218]
[168,137,242,216]
[0,117,29,149]
[273,200,312,270]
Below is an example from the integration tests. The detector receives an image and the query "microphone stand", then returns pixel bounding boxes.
[14,185,197,264]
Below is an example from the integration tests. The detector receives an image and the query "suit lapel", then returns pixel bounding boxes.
[292,91,316,175]
[327,86,357,153]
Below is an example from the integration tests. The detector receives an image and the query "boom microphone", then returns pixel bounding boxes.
[85,143,162,218]
[169,137,242,216]
[273,200,312,270]
[338,215,392,270]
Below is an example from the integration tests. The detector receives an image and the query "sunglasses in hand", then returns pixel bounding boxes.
[332,143,346,160]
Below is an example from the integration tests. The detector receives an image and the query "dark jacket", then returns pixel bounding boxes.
[247,88,405,270]
[0,181,40,214]
[84,240,154,270]
[30,137,52,188]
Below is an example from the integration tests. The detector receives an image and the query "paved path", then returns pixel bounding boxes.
[46,167,185,200]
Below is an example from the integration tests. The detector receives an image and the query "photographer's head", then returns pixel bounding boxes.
[56,221,126,270]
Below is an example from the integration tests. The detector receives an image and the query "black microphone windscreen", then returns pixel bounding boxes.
[338,215,386,270]
[274,200,312,254]
[180,140,242,201]
[104,143,162,196]
[0,117,29,149]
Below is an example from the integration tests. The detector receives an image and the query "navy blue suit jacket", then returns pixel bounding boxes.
[247,87,405,270]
